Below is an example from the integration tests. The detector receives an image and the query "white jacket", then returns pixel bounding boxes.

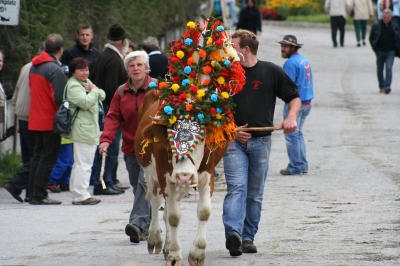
[350,0,374,20]
[325,0,351,17]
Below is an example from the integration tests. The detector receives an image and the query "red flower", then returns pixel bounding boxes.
[178,93,187,101]
[215,39,224,46]
[190,85,198,93]
[209,108,217,115]
[190,71,196,78]
[172,76,180,82]
[170,56,180,63]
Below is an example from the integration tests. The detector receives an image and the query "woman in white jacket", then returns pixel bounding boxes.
[350,0,374,46]
[325,0,351,47]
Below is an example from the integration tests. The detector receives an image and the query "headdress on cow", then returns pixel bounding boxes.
[145,10,246,161]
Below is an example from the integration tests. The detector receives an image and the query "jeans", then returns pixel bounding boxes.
[353,20,367,42]
[124,155,151,232]
[28,131,61,200]
[49,143,73,185]
[330,16,346,46]
[283,103,312,175]
[376,50,395,89]
[227,1,238,24]
[7,120,35,198]
[223,136,271,242]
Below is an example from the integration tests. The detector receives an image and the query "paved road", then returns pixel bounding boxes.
[1,23,399,266]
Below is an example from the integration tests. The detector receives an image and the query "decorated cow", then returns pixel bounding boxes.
[135,12,245,266]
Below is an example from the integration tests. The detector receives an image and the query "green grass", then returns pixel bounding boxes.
[285,13,374,25]
[0,152,22,187]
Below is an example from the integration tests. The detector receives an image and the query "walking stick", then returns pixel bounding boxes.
[99,151,107,189]
[236,126,282,132]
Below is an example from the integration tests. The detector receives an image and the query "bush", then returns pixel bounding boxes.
[259,7,282,20]
[265,0,321,19]
[0,152,22,187]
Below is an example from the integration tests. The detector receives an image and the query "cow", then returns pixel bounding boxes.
[135,89,228,266]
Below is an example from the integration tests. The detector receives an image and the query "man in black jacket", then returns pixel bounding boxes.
[369,9,400,94]
[60,23,100,72]
[141,36,168,79]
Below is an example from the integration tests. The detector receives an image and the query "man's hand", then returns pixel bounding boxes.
[236,124,252,144]
[99,142,110,154]
[280,117,297,134]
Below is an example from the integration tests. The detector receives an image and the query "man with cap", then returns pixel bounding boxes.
[223,29,300,257]
[89,23,130,196]
[277,35,314,176]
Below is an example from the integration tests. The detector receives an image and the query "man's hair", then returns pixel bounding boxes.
[128,41,137,52]
[141,36,159,54]
[76,23,93,34]
[247,0,256,5]
[68,57,90,78]
[45,34,64,54]
[383,8,393,15]
[231,30,259,55]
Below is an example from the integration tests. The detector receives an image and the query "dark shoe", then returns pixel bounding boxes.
[280,169,292,175]
[59,184,69,191]
[29,197,62,205]
[5,184,23,203]
[242,240,257,253]
[340,44,344,47]
[110,185,125,193]
[356,43,361,47]
[24,198,30,203]
[362,41,366,46]
[333,43,337,48]
[125,224,141,243]
[385,87,391,94]
[73,197,101,205]
[47,184,61,193]
[226,232,242,256]
[93,188,122,195]
[114,183,130,190]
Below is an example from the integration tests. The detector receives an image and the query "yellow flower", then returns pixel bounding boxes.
[217,76,225,85]
[206,37,213,46]
[211,61,216,67]
[176,50,185,59]
[216,114,222,119]
[221,92,229,99]
[196,89,205,99]
[187,21,196,28]
[171,84,180,92]
[169,116,177,124]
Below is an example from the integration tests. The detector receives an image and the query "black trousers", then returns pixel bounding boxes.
[28,130,61,200]
[330,16,346,46]
[7,120,36,198]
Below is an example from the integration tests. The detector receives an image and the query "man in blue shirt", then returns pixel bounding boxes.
[277,35,314,175]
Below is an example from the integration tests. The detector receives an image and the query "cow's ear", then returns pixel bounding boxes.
[142,123,168,142]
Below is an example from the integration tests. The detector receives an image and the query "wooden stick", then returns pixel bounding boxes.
[236,126,281,132]
[99,152,107,189]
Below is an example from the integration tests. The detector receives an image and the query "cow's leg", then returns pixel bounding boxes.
[188,172,211,266]
[164,184,189,266]
[147,174,163,254]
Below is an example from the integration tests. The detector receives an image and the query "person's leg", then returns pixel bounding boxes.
[59,143,73,189]
[353,20,361,45]
[283,103,303,175]
[242,136,271,242]
[330,16,339,47]
[339,16,346,46]
[48,143,67,190]
[70,141,96,202]
[227,1,238,25]
[361,20,367,44]
[376,51,385,90]
[125,155,151,231]
[28,131,42,200]
[30,131,61,201]
[223,140,248,238]
[297,104,312,173]
[383,50,396,90]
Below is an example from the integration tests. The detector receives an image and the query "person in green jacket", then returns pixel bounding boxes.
[66,57,105,205]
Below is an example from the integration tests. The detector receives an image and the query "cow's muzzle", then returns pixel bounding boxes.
[175,173,197,187]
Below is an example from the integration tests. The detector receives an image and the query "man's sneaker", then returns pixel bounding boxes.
[29,197,62,205]
[59,184,69,191]
[242,240,257,253]
[225,232,242,256]
[125,224,140,243]
[280,169,292,175]
[385,87,391,94]
[47,184,61,193]
[72,197,101,205]
[114,183,130,190]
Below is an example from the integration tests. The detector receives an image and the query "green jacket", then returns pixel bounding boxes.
[65,76,106,145]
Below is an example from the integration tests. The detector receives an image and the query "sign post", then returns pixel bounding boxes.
[0,0,20,26]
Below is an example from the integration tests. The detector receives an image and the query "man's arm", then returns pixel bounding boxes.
[279,97,301,134]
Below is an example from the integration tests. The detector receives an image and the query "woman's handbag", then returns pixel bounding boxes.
[53,85,80,136]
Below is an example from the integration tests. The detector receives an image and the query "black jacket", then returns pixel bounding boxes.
[236,6,262,34]
[60,42,100,72]
[369,20,400,56]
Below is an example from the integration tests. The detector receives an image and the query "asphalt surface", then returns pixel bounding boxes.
[1,22,399,266]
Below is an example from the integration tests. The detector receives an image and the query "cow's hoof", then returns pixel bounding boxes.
[188,255,205,266]
[148,241,162,254]
[165,260,183,266]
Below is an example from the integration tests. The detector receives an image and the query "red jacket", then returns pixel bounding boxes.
[29,52,66,131]
[100,75,153,156]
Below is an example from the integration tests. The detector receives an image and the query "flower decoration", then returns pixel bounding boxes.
[145,11,246,159]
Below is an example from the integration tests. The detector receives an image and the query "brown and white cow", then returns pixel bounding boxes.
[135,90,227,266]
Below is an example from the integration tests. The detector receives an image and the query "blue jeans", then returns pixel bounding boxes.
[223,136,271,242]
[49,143,73,185]
[283,103,311,175]
[376,50,395,89]
[227,1,238,24]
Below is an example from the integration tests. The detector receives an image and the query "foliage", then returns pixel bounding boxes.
[259,7,282,20]
[264,0,321,19]
[0,152,22,187]
[286,14,330,23]
[0,0,204,99]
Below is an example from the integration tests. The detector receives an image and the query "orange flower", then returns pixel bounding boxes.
[159,82,168,89]
[198,49,206,59]
[187,57,195,65]
[209,50,222,61]
[203,79,210,86]
[186,104,192,111]
[203,66,212,75]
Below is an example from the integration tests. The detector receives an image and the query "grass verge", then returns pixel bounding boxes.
[0,152,22,187]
